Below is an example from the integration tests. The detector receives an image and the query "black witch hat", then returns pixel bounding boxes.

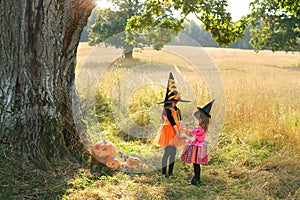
[158,72,190,104]
[197,99,215,118]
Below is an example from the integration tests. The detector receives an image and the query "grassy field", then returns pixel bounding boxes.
[1,43,299,199]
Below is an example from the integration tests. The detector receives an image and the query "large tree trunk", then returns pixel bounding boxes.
[0,0,95,170]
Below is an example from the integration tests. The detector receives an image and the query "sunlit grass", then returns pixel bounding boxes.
[76,46,299,199]
[1,45,299,199]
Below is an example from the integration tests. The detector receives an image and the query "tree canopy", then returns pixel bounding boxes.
[276,0,300,17]
[125,0,249,48]
[88,0,299,53]
[89,0,249,55]
[88,0,179,57]
[88,0,138,46]
[88,8,128,45]
[249,0,300,52]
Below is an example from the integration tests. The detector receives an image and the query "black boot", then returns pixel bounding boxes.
[162,166,167,176]
[190,178,200,186]
[190,176,196,183]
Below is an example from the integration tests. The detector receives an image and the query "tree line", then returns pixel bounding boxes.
[84,0,299,55]
[81,14,253,49]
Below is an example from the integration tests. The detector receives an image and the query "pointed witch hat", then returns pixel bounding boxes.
[197,99,215,118]
[158,72,190,104]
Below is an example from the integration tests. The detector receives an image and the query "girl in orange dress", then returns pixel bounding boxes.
[155,72,190,177]
[156,102,186,148]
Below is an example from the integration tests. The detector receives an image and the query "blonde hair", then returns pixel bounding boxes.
[193,109,210,132]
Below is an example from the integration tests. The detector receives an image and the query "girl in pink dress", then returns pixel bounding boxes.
[181,100,214,186]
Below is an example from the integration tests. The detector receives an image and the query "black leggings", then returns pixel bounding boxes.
[193,163,201,180]
[162,145,176,175]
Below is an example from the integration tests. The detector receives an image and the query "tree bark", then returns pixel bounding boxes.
[124,44,133,59]
[0,0,95,170]
[124,50,133,59]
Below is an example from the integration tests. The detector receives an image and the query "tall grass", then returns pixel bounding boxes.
[74,47,299,199]
[217,51,300,151]
[1,46,299,199]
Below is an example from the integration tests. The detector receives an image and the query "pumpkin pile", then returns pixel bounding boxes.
[92,140,147,171]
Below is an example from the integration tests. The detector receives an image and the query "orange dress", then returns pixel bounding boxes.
[155,107,186,148]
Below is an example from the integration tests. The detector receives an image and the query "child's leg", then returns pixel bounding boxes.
[191,163,201,185]
[193,163,201,180]
[167,146,176,176]
[162,147,169,175]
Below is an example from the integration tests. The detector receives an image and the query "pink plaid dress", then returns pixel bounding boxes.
[181,126,208,164]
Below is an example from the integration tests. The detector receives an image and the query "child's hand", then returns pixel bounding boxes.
[179,132,195,141]
[180,128,187,134]
[183,128,193,136]
[178,132,186,138]
[186,132,193,136]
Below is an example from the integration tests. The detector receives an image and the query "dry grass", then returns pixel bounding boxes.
[1,44,299,200]
[74,43,300,199]
[78,43,299,149]
[77,42,97,66]
[203,48,300,149]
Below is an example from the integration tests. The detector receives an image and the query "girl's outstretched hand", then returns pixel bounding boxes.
[179,132,195,141]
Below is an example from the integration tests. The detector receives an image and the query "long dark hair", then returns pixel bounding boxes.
[193,109,210,132]
[161,103,172,121]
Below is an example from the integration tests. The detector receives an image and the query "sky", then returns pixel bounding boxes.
[95,0,252,21]
[226,0,252,20]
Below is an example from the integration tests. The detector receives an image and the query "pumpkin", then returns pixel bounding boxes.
[106,159,120,170]
[120,162,128,169]
[126,157,142,168]
[92,140,116,164]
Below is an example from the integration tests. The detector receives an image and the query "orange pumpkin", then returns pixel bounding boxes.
[106,159,120,170]
[126,157,142,168]
[92,140,116,164]
[120,162,128,169]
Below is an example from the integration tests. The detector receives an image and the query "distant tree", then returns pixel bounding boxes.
[249,0,300,52]
[180,20,252,49]
[80,9,98,42]
[88,0,149,59]
[88,0,177,58]
[88,8,132,58]
[229,27,252,49]
[181,21,218,47]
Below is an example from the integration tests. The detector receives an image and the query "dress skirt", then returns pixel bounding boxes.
[155,125,186,148]
[181,142,208,164]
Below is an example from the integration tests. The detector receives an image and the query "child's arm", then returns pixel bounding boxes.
[173,125,180,137]
[181,128,193,136]
[179,128,195,141]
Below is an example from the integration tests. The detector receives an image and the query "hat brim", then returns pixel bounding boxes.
[158,99,190,104]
